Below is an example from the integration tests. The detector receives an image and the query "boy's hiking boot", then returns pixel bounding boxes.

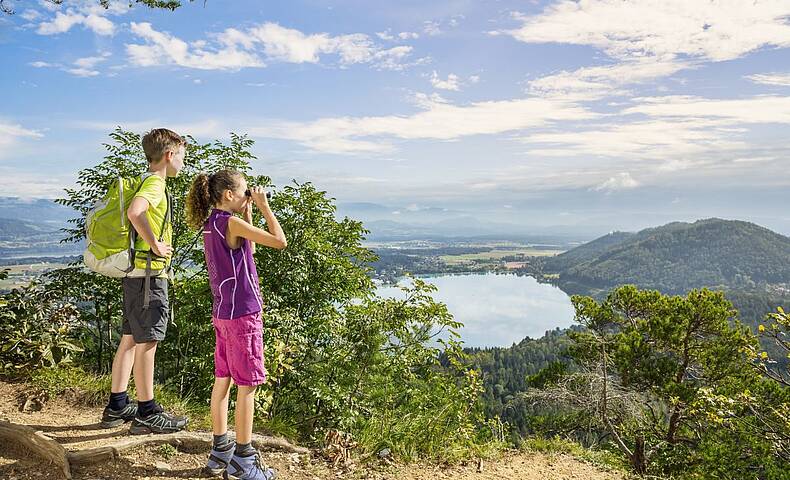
[100,401,138,428]
[203,442,236,477]
[223,452,277,480]
[129,404,188,435]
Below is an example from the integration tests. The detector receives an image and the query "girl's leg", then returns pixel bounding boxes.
[211,377,233,435]
[235,385,257,444]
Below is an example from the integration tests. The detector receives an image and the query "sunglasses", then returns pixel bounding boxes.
[245,189,272,199]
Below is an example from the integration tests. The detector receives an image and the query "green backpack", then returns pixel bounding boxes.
[83,173,169,278]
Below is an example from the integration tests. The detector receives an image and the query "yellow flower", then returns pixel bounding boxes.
[758,324,765,333]
[760,352,769,360]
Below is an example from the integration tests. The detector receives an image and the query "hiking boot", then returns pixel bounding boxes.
[100,401,138,428]
[128,404,188,434]
[202,442,236,477]
[223,452,277,480]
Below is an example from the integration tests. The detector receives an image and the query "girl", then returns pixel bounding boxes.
[186,169,287,480]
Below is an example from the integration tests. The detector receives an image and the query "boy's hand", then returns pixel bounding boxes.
[249,186,270,210]
[151,240,172,258]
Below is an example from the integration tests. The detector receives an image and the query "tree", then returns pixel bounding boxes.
[1,0,188,15]
[528,286,763,475]
[41,128,493,459]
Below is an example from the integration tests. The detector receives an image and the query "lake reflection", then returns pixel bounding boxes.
[377,273,576,348]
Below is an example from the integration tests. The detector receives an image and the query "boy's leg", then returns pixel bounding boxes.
[110,334,136,394]
[101,284,141,428]
[132,340,157,404]
[125,277,187,434]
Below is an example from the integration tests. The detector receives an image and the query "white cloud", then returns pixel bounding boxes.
[21,9,41,21]
[504,0,790,100]
[127,22,264,70]
[0,167,78,198]
[0,121,44,152]
[82,13,114,35]
[126,21,418,71]
[595,173,640,192]
[529,59,687,99]
[376,30,395,41]
[250,23,362,64]
[502,1,790,62]
[28,52,110,77]
[520,117,754,175]
[623,95,790,124]
[373,46,425,71]
[746,73,790,87]
[423,20,441,36]
[37,10,114,36]
[37,11,83,34]
[66,67,100,77]
[73,118,224,138]
[73,52,110,69]
[431,71,461,91]
[249,95,598,154]
[375,29,417,42]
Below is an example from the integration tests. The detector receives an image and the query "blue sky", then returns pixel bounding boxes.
[2,0,790,235]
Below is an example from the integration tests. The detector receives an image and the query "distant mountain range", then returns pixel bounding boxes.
[0,198,82,260]
[544,218,790,295]
[0,197,74,226]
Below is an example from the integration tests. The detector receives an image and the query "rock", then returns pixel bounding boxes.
[154,461,171,472]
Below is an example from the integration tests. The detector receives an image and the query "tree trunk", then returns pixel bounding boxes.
[631,435,647,475]
[0,420,71,479]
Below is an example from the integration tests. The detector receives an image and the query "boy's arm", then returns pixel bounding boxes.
[127,197,172,258]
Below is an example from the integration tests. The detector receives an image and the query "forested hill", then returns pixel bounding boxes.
[544,218,790,294]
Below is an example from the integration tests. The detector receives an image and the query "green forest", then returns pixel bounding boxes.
[1,131,789,478]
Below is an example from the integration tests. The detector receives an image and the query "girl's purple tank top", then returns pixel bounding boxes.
[203,209,263,320]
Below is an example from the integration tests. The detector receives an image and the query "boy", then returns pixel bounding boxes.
[101,128,188,434]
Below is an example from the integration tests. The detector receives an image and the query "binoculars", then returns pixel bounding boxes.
[245,189,272,199]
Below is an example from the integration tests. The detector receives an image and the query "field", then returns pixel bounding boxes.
[0,261,69,290]
[439,246,563,266]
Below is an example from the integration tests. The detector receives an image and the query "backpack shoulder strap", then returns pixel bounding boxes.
[158,189,172,243]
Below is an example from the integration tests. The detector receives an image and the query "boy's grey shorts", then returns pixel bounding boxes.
[121,277,169,343]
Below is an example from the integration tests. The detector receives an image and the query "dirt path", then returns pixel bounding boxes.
[0,380,628,480]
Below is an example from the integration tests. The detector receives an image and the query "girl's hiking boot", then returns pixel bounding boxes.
[100,401,138,428]
[128,404,188,434]
[203,442,236,477]
[223,452,277,480]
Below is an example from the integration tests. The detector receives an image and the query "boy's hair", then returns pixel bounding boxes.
[142,128,186,163]
[185,169,244,229]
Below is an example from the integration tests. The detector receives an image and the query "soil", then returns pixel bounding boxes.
[0,380,628,480]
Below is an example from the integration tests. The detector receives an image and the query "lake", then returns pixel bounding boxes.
[377,272,576,348]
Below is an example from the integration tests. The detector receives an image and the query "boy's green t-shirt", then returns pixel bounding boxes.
[129,174,172,278]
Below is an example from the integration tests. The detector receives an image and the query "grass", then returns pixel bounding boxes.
[521,436,632,475]
[29,366,213,429]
